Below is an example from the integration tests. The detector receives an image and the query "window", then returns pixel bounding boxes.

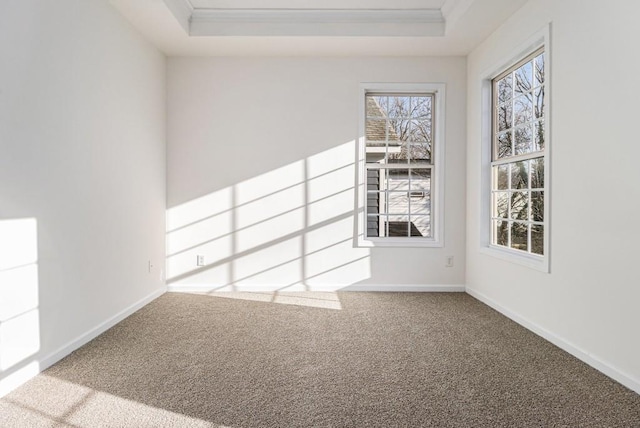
[491,47,546,256]
[358,84,444,247]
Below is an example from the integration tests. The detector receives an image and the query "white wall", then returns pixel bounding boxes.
[466,0,640,392]
[167,57,466,291]
[0,0,166,394]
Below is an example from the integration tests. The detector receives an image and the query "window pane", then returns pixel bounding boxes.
[531,158,544,189]
[387,97,411,118]
[494,164,509,190]
[410,193,430,215]
[496,74,513,103]
[408,143,431,164]
[514,61,533,95]
[494,192,508,218]
[531,224,544,255]
[367,214,380,238]
[534,53,545,87]
[387,192,409,214]
[510,191,528,220]
[410,216,430,237]
[367,169,380,192]
[366,152,386,164]
[387,168,410,190]
[410,169,431,190]
[411,96,432,119]
[514,95,533,126]
[386,215,410,237]
[387,119,404,142]
[511,161,529,189]
[409,170,431,215]
[365,119,390,144]
[531,191,544,222]
[510,222,528,251]
[534,87,545,119]
[535,120,545,151]
[496,131,512,159]
[388,151,410,164]
[494,220,508,247]
[386,114,407,162]
[408,119,430,142]
[514,125,534,155]
[497,103,513,132]
[366,170,381,218]
[366,193,381,214]
[366,96,388,118]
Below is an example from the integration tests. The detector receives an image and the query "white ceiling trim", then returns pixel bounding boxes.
[163,0,193,33]
[189,9,445,37]
[189,0,446,10]
[440,0,475,34]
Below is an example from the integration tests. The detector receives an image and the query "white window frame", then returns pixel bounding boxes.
[356,83,445,248]
[479,25,551,272]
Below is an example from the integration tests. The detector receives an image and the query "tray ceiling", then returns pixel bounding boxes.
[110,0,528,56]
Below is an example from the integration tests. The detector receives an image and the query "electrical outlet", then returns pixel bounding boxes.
[445,256,454,268]
[196,255,205,266]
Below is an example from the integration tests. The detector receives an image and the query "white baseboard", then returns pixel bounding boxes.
[466,287,640,395]
[167,284,465,293]
[341,284,465,292]
[0,287,165,398]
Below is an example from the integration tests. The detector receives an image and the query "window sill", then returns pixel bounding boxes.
[357,237,443,248]
[480,245,549,273]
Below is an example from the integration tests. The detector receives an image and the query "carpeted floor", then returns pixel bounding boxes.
[1,292,639,427]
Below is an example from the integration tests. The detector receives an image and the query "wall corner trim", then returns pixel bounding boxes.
[466,287,640,395]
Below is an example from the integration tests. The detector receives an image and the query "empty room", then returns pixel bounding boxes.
[1,0,639,426]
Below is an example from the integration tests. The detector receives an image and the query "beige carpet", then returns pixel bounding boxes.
[1,292,639,427]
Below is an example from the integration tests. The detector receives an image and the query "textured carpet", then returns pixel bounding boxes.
[1,292,639,427]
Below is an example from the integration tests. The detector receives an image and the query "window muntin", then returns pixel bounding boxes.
[365,93,434,239]
[491,48,545,255]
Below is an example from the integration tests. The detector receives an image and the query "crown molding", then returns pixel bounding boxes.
[440,0,475,34]
[163,0,451,37]
[189,8,444,37]
[163,0,194,33]
[190,0,437,8]
[191,8,443,24]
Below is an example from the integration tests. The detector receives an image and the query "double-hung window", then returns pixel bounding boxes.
[491,47,546,257]
[358,84,444,247]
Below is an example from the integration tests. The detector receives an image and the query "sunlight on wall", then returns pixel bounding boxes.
[235,161,305,253]
[0,219,40,372]
[165,142,371,305]
[166,187,234,280]
[305,217,369,287]
[0,375,227,427]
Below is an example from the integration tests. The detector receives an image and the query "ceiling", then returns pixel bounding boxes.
[109,0,528,56]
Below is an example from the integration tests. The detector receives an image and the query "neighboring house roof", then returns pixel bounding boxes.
[365,96,399,144]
